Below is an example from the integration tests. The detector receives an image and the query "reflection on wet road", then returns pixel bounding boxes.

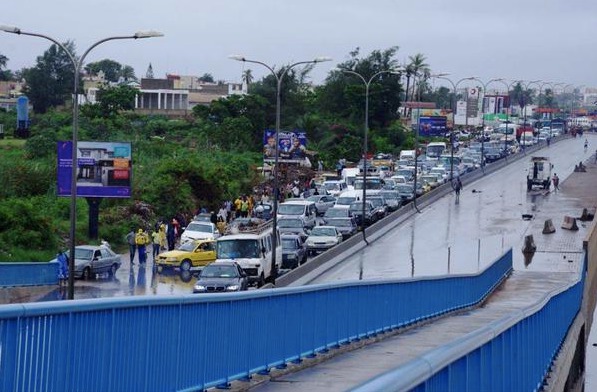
[306,136,592,284]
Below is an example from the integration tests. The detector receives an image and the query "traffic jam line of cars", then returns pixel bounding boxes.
[62,128,557,294]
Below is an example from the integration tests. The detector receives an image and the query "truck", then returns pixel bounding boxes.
[527,156,552,191]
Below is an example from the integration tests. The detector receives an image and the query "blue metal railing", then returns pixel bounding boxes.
[352,251,586,392]
[0,250,511,392]
[0,261,59,287]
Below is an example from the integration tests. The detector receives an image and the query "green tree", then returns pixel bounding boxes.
[0,53,12,81]
[318,47,403,130]
[120,65,137,82]
[22,42,77,113]
[242,69,253,86]
[198,73,214,83]
[85,59,122,82]
[82,85,137,118]
[407,53,430,101]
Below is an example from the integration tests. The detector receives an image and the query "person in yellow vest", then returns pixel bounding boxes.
[240,196,250,218]
[135,228,150,265]
[234,196,243,219]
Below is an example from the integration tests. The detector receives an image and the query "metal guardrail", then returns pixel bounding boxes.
[0,261,59,287]
[0,250,512,392]
[352,250,584,392]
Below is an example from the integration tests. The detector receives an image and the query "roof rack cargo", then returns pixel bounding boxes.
[225,218,273,235]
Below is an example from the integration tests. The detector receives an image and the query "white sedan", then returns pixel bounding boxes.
[181,221,220,242]
[305,226,343,255]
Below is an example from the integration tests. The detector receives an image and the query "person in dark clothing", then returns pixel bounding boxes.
[454,177,463,202]
[210,211,217,224]
[166,219,177,251]
[125,229,137,265]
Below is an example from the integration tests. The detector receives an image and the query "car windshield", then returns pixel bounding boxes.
[335,197,356,206]
[323,183,341,191]
[201,265,238,278]
[307,196,322,202]
[326,218,350,227]
[380,191,399,200]
[421,176,437,183]
[325,208,348,217]
[397,184,414,192]
[281,238,299,249]
[186,223,211,233]
[310,227,337,236]
[369,198,384,207]
[354,179,383,190]
[278,219,303,228]
[278,204,305,215]
[349,203,369,212]
[73,248,93,260]
[216,239,260,259]
[179,241,198,252]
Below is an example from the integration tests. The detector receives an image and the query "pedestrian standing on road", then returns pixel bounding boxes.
[166,219,177,251]
[552,173,560,191]
[125,229,137,265]
[158,224,167,252]
[454,177,463,202]
[135,228,150,265]
[151,229,161,261]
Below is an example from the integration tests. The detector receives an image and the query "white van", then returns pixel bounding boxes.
[322,179,347,196]
[399,150,416,161]
[426,142,446,160]
[277,200,317,229]
[216,220,281,286]
[341,167,360,190]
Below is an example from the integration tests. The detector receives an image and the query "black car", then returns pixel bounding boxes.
[348,201,377,227]
[483,147,503,163]
[368,196,388,220]
[193,261,249,293]
[281,234,308,269]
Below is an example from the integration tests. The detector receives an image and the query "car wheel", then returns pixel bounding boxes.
[180,259,192,271]
[108,263,118,277]
[82,267,92,280]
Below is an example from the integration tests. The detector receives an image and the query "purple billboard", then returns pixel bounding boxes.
[263,130,308,161]
[57,141,132,198]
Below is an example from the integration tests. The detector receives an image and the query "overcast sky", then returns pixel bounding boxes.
[2,0,597,91]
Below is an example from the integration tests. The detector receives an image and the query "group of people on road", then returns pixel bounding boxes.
[125,219,180,266]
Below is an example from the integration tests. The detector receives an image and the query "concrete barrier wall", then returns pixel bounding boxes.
[0,262,59,287]
[583,219,597,336]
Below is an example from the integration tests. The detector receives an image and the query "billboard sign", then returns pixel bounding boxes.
[57,141,132,198]
[418,116,448,137]
[263,130,309,162]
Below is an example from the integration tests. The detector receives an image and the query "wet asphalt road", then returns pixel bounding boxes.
[306,134,596,284]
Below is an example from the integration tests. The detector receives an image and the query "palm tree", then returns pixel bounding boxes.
[407,53,430,102]
[242,69,253,86]
[0,53,7,69]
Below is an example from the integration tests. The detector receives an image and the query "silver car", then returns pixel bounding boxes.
[63,245,121,279]
[307,195,337,216]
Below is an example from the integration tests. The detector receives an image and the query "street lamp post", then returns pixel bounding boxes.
[493,80,519,157]
[0,25,163,299]
[229,55,331,285]
[432,74,476,180]
[472,78,504,169]
[337,68,401,241]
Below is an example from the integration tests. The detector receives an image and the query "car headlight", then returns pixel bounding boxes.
[194,285,206,291]
[226,285,239,291]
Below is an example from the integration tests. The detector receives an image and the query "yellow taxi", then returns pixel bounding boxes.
[156,240,216,271]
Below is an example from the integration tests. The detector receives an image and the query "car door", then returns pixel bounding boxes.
[193,242,216,266]
[92,249,104,273]
[99,248,115,273]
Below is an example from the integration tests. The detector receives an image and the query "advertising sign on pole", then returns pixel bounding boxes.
[418,116,448,137]
[57,141,132,198]
[263,130,309,162]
